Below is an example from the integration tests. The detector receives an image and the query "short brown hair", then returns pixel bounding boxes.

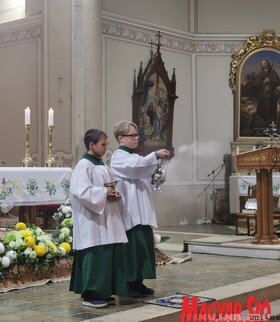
[84,129,107,150]
[113,121,138,142]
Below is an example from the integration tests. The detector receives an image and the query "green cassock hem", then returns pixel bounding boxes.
[69,243,128,299]
[125,225,156,282]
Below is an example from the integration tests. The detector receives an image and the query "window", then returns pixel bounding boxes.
[0,0,25,24]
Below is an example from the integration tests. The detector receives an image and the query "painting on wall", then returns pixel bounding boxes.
[140,73,169,148]
[229,29,280,142]
[132,32,178,156]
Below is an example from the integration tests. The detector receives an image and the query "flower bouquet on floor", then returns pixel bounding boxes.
[0,222,72,284]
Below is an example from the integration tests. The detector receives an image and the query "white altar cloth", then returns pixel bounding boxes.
[229,174,280,214]
[0,167,72,208]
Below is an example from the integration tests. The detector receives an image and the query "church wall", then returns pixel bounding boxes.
[0,0,73,167]
[195,55,233,181]
[0,18,42,166]
[102,0,190,33]
[197,0,280,34]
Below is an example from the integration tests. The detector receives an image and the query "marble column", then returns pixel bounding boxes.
[72,0,103,159]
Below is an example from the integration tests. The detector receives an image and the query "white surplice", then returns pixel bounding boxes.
[69,159,128,250]
[110,149,158,231]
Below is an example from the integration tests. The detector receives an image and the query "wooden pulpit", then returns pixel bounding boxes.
[236,146,280,244]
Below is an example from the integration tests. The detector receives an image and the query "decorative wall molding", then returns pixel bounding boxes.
[0,21,41,46]
[103,16,244,55]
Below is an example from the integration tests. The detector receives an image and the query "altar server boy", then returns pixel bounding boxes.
[110,121,169,296]
[69,129,128,308]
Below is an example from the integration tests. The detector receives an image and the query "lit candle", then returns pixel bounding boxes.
[236,146,239,154]
[25,107,31,125]
[48,108,54,126]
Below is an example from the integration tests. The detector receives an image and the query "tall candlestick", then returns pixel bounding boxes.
[48,108,54,126]
[25,107,31,125]
[22,124,34,167]
[45,125,57,167]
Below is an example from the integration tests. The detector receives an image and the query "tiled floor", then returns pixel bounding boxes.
[1,224,280,321]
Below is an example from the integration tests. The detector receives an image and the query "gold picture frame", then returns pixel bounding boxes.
[230,29,280,142]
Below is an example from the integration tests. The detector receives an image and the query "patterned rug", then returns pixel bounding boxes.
[144,293,215,309]
[155,248,192,265]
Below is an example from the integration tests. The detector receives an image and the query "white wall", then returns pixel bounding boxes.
[0,0,73,167]
[196,55,233,181]
[0,0,25,23]
[197,0,280,34]
[102,0,189,33]
[0,26,40,166]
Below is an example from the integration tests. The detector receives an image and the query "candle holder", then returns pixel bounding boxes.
[45,125,57,167]
[22,124,34,167]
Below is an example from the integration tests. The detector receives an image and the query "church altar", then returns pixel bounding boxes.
[0,167,72,209]
[229,174,280,214]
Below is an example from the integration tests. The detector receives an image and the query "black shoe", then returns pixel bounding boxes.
[82,298,108,308]
[137,283,155,295]
[105,297,116,305]
[128,280,155,296]
[127,287,143,298]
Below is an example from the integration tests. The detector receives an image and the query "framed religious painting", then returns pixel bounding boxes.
[132,32,178,156]
[229,29,280,142]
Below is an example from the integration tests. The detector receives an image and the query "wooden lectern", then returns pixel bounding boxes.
[236,146,280,244]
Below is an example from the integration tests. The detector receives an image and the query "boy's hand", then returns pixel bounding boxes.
[156,149,170,159]
[107,187,121,200]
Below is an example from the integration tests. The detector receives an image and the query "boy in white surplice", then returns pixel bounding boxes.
[111,121,169,296]
[69,129,128,308]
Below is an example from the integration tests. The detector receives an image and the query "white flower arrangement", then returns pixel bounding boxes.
[52,201,73,247]
[0,222,72,278]
[1,256,10,268]
[52,199,72,225]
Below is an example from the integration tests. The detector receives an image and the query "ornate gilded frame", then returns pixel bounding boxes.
[229,29,280,142]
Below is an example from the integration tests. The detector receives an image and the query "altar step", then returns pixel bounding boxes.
[84,272,280,322]
[186,235,280,260]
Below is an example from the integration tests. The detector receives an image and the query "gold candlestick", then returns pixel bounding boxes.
[22,124,34,167]
[45,125,57,167]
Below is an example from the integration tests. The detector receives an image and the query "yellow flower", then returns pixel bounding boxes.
[25,236,35,248]
[15,222,27,230]
[60,242,71,253]
[20,230,32,238]
[49,243,57,252]
[34,245,46,257]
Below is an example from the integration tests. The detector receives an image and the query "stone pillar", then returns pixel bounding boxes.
[72,0,103,160]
